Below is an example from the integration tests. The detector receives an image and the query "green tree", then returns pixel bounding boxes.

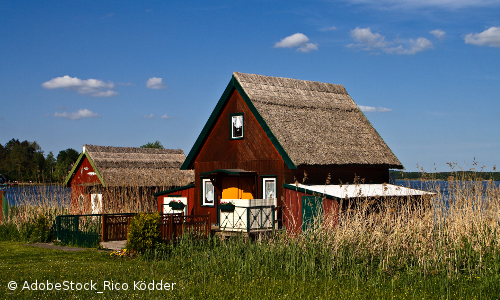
[140,140,164,149]
[44,151,56,183]
[54,148,79,183]
[2,139,43,182]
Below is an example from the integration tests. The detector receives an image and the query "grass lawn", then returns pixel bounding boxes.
[0,241,498,299]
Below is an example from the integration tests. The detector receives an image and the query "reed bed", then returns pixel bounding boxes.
[4,185,70,230]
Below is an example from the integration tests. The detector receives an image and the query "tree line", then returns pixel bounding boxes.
[0,139,79,184]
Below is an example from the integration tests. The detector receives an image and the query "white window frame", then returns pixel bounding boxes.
[202,178,215,207]
[262,177,277,200]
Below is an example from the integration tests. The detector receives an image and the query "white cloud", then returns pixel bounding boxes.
[274,33,319,53]
[350,27,389,49]
[53,108,100,120]
[146,77,166,89]
[41,75,117,97]
[143,114,155,119]
[430,29,446,40]
[297,43,319,53]
[342,0,500,9]
[348,27,433,55]
[320,26,337,31]
[464,27,500,47]
[359,105,392,113]
[160,114,172,119]
[394,37,434,54]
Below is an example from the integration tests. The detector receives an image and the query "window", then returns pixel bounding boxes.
[230,113,244,139]
[262,177,277,200]
[202,178,215,206]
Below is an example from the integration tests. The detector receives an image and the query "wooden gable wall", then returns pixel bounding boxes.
[192,88,285,219]
[70,156,102,213]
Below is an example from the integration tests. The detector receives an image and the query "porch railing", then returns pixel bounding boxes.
[160,213,211,240]
[219,198,277,232]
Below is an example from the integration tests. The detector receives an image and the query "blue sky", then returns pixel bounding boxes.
[1,0,499,172]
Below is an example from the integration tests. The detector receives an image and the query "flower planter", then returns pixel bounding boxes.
[168,202,186,210]
[219,203,235,212]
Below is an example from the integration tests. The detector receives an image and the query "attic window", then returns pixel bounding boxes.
[230,113,244,140]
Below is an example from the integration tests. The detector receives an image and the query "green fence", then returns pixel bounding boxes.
[55,214,102,248]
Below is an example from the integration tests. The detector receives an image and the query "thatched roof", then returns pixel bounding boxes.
[83,145,194,187]
[233,72,403,168]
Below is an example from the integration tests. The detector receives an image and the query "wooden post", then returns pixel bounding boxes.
[169,214,174,241]
[101,214,105,242]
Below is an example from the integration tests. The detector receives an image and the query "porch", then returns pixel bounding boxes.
[217,198,278,233]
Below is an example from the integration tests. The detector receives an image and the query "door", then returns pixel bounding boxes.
[221,177,254,200]
[302,196,323,232]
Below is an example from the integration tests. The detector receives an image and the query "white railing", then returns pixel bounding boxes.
[219,198,277,232]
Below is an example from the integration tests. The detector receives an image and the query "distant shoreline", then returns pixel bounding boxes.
[391,171,500,181]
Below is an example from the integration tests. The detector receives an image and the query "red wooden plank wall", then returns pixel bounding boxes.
[156,186,195,215]
[283,187,339,234]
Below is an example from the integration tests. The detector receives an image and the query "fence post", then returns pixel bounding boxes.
[73,215,79,244]
[101,214,106,242]
[56,216,60,241]
[170,214,174,240]
[246,207,250,233]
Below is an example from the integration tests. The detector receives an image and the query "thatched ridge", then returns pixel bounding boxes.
[84,145,194,187]
[233,72,403,168]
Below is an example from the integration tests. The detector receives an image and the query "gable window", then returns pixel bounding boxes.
[262,176,277,200]
[230,113,244,140]
[202,178,215,206]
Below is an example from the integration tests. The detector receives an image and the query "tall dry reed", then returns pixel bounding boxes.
[290,171,500,278]
[5,185,70,229]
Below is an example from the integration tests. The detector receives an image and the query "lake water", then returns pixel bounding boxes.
[395,179,500,198]
[1,186,71,206]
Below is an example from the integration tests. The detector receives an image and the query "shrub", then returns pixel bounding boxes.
[30,213,52,243]
[127,213,161,253]
[0,223,21,241]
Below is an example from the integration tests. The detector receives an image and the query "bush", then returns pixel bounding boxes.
[0,223,21,241]
[17,214,53,243]
[30,214,52,243]
[127,213,161,253]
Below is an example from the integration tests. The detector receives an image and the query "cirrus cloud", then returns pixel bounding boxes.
[42,75,118,97]
[341,0,500,9]
[53,108,100,120]
[146,77,166,89]
[464,27,500,47]
[359,105,392,113]
[274,33,319,53]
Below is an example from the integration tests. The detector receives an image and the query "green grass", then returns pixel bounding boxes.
[1,239,499,299]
